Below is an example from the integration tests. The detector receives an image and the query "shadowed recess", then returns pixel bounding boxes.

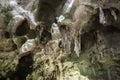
[15,19,30,36]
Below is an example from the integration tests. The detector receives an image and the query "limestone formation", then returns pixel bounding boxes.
[0,0,120,80]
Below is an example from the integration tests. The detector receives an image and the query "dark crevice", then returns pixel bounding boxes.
[12,44,17,51]
[101,25,120,34]
[40,30,52,45]
[81,30,97,51]
[15,19,30,36]
[106,25,120,33]
[7,51,34,80]
[0,74,6,80]
[4,31,10,38]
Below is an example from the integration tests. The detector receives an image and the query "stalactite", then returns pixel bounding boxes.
[74,36,81,57]
[111,10,117,21]
[99,7,106,24]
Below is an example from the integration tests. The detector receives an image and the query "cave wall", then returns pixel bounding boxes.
[0,0,120,80]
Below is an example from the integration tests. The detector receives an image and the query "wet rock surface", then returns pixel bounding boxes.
[0,0,120,80]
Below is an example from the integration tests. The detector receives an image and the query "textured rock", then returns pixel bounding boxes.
[0,39,17,52]
[0,0,120,80]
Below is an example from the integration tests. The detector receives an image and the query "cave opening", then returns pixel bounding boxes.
[15,19,30,36]
[7,52,34,80]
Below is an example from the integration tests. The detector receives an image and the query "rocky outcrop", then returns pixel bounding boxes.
[0,0,120,80]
